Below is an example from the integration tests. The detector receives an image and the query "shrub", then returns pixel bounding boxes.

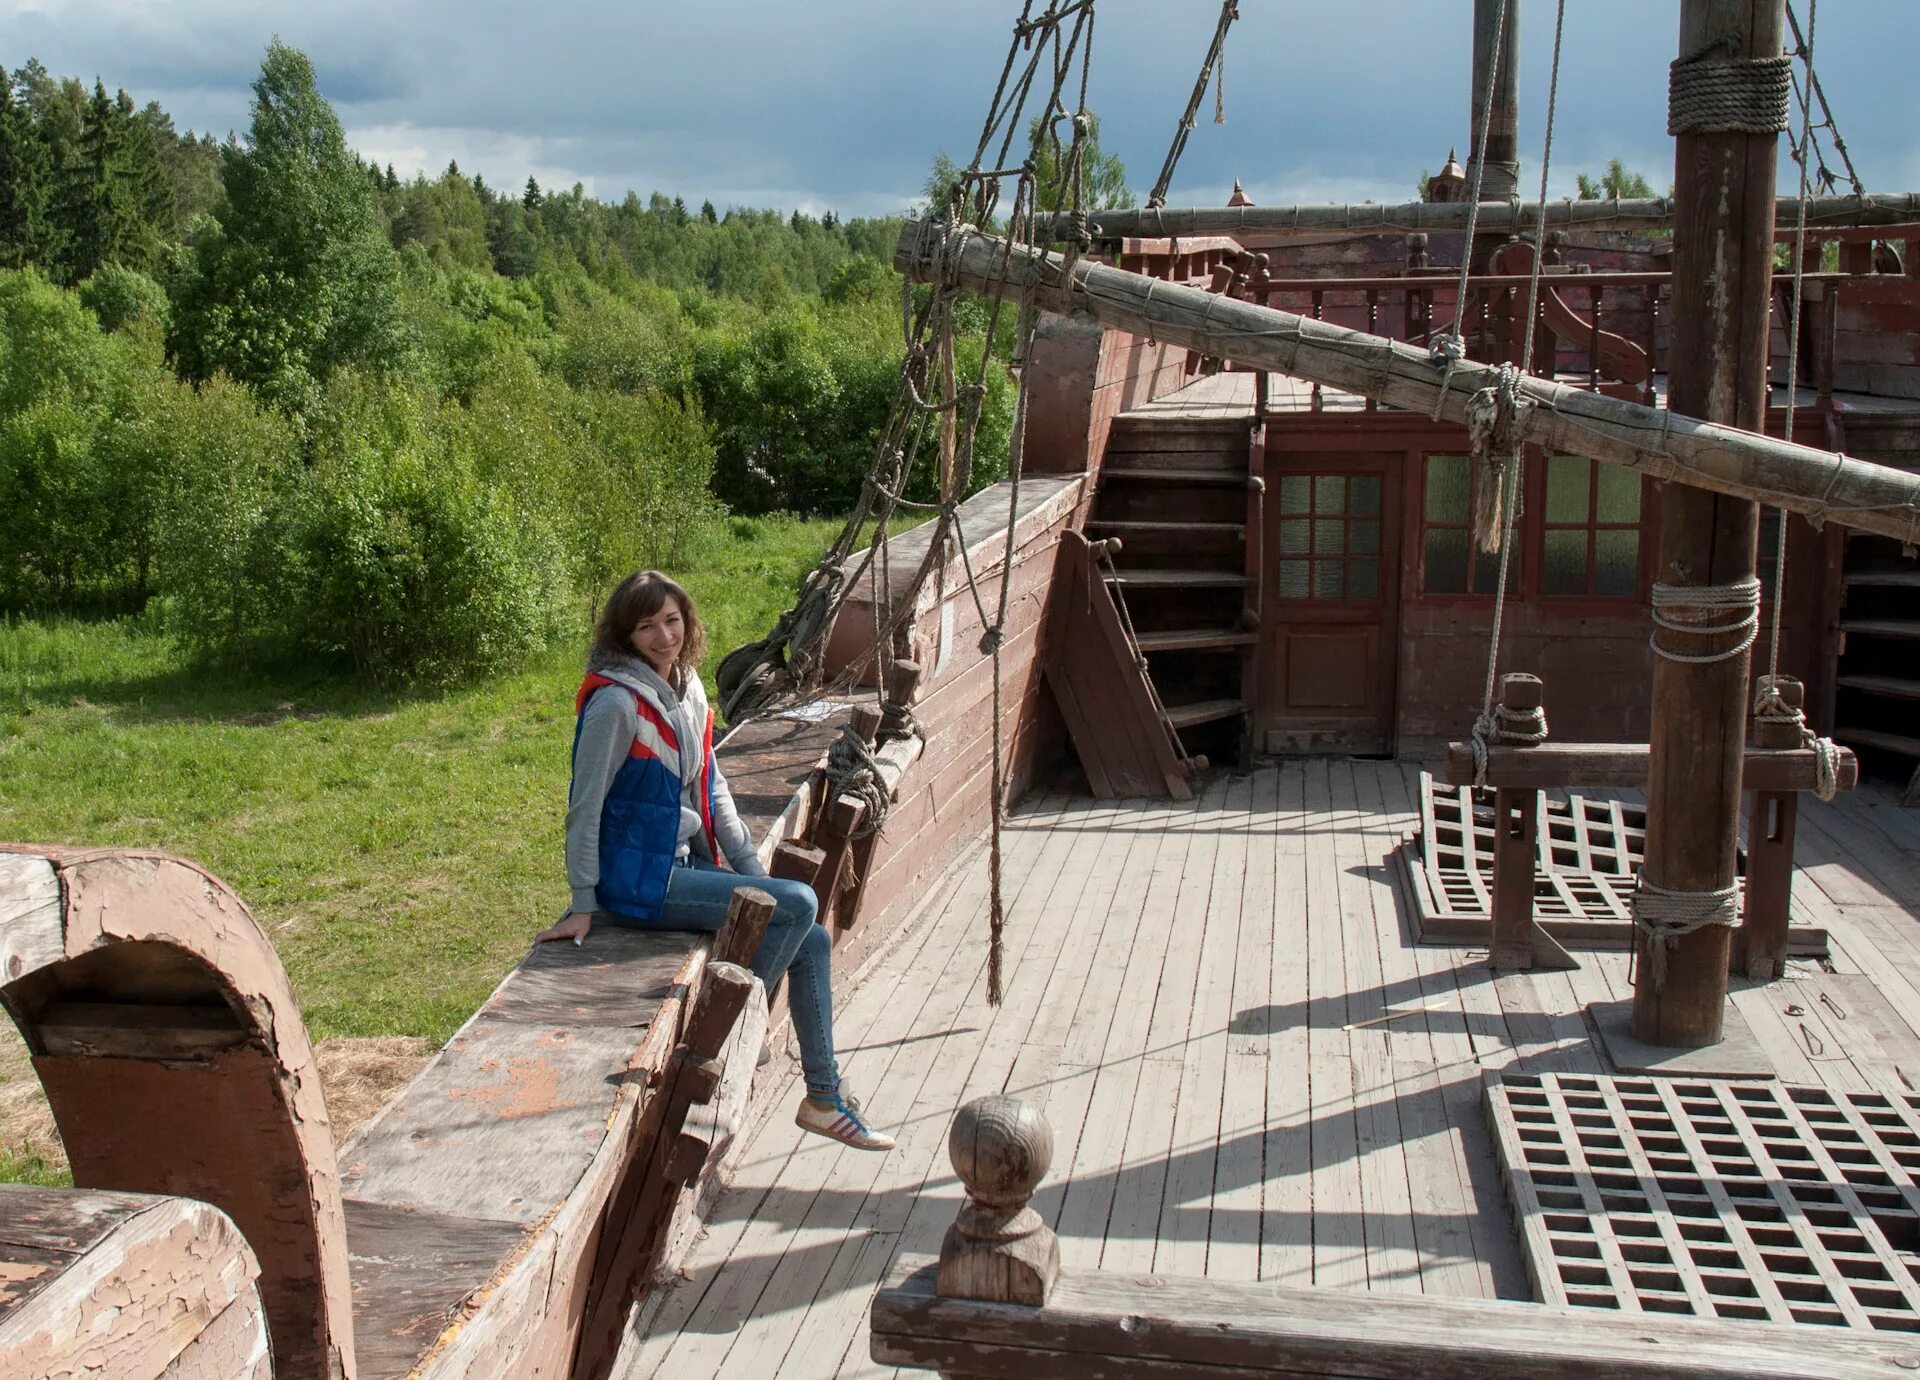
[79,264,171,334]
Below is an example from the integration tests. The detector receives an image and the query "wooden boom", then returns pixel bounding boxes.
[1036,191,1920,241]
[893,219,1920,546]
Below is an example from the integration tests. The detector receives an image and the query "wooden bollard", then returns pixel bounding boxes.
[1743,677,1804,981]
[771,841,826,891]
[1490,673,1544,973]
[938,1096,1059,1307]
[712,887,776,970]
[880,660,923,741]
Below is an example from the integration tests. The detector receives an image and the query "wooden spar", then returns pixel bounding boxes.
[1468,0,1521,202]
[1633,0,1781,1048]
[1035,191,1920,241]
[893,220,1920,546]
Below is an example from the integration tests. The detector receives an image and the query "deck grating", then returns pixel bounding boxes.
[1488,1070,1920,1331]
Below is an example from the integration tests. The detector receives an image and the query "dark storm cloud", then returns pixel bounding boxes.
[8,1,1916,217]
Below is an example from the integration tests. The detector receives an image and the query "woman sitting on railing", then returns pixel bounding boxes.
[536,570,893,1152]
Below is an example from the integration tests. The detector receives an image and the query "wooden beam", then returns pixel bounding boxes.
[893,221,1920,546]
[1440,742,1858,793]
[1035,191,1920,241]
[871,1257,1917,1379]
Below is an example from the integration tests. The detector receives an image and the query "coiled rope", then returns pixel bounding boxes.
[1668,52,1791,136]
[1632,879,1741,987]
[1648,576,1762,664]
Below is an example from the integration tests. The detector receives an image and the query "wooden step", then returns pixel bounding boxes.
[1841,618,1920,641]
[1164,698,1248,730]
[1102,466,1249,486]
[1135,628,1258,653]
[1835,726,1920,760]
[1104,570,1254,589]
[1837,674,1920,701]
[1844,568,1920,589]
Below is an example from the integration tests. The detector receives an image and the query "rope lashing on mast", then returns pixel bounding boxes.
[1752,0,1844,808]
[1648,578,1762,664]
[1667,52,1792,136]
[1465,361,1530,554]
[1145,1,1239,210]
[1632,879,1741,988]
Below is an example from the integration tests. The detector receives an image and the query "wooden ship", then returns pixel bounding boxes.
[9,2,1920,1377]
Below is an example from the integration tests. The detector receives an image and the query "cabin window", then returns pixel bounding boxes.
[1275,472,1382,600]
[1541,454,1642,597]
[1420,454,1515,596]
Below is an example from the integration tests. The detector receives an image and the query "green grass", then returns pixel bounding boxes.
[0,514,849,1046]
[0,1146,71,1188]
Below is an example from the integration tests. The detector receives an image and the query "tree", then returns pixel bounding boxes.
[523,175,542,210]
[61,80,146,280]
[167,42,404,406]
[1576,158,1657,201]
[924,110,1133,218]
[0,70,53,268]
[700,198,717,224]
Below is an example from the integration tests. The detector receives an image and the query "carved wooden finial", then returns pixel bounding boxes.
[937,1096,1059,1305]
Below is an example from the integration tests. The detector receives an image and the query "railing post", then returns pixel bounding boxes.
[938,1096,1059,1307]
[1743,676,1804,981]
[1490,673,1545,973]
[1310,291,1324,411]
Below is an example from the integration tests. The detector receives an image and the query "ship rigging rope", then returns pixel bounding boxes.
[1756,0,1842,805]
[1467,0,1564,789]
[1786,0,1865,198]
[714,0,1102,1006]
[1144,1,1239,211]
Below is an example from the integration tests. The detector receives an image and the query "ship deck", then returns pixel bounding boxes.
[614,761,1920,1378]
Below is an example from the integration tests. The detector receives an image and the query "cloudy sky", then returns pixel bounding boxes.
[9,1,1918,219]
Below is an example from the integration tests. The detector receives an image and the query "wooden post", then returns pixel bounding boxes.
[938,1096,1059,1309]
[1742,676,1803,980]
[1490,674,1544,972]
[880,660,923,741]
[712,886,777,969]
[1470,0,1522,202]
[1632,0,1783,1047]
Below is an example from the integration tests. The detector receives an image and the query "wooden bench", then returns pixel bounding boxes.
[870,1097,1918,1379]
[0,1185,268,1378]
[0,844,771,1379]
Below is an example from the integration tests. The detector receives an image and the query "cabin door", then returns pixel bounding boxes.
[1257,455,1401,755]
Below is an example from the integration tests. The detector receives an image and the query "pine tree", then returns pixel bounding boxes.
[63,80,143,278]
[700,198,717,224]
[445,157,460,179]
[671,195,689,226]
[523,175,542,210]
[384,162,399,191]
[0,68,53,268]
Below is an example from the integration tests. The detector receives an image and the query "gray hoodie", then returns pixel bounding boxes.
[566,651,766,914]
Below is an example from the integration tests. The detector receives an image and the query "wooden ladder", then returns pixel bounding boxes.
[1085,409,1265,767]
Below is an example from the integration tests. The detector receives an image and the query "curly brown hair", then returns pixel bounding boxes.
[590,570,707,678]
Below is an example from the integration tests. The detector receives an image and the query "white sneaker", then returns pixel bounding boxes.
[795,1088,895,1151]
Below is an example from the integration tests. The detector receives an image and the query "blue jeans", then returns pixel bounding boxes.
[601,858,838,1097]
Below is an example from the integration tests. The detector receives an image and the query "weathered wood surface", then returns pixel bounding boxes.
[893,222,1920,545]
[1037,191,1920,241]
[1045,532,1192,799]
[869,1256,1920,1378]
[0,1187,268,1380]
[1441,742,1860,792]
[0,846,353,1378]
[620,766,1920,1379]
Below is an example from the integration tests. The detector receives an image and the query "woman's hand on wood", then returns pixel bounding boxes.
[536,911,594,945]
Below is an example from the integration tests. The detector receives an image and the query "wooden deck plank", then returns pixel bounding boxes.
[1259,763,1316,1288]
[1054,786,1203,1270]
[1302,759,1367,1289]
[1349,762,1492,1300]
[721,794,1105,1380]
[1155,772,1253,1279]
[623,797,1074,1376]
[1206,769,1277,1284]
[1380,761,1530,1300]
[1326,761,1420,1295]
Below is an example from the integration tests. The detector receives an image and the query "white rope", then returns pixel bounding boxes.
[1649,577,1761,663]
[1632,877,1741,987]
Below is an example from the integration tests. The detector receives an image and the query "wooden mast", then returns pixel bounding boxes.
[1631,0,1783,1046]
[1469,0,1521,202]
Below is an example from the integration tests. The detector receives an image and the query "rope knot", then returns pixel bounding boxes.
[1466,362,1531,554]
[1632,877,1740,987]
[978,627,1005,655]
[1427,331,1467,421]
